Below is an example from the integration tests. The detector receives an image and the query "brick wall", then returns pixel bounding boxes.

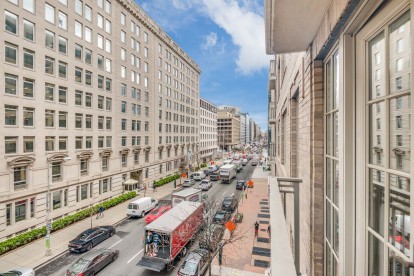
[273,48,324,276]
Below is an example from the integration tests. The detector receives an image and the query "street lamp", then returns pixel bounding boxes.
[45,156,71,256]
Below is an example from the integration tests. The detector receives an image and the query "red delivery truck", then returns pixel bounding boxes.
[137,201,204,272]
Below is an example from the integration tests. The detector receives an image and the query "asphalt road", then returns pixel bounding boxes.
[36,163,256,276]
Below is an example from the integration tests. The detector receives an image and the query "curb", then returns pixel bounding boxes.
[34,215,130,271]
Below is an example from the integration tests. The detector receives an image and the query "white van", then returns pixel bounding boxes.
[127,197,158,218]
[192,171,206,181]
[208,165,218,172]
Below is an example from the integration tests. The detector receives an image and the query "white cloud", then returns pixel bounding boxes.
[202,32,218,50]
[199,0,271,74]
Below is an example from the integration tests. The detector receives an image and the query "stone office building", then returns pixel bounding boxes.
[199,98,217,163]
[266,0,412,275]
[0,0,200,240]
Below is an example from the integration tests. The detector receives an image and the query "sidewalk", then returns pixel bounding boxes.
[212,166,271,274]
[0,180,179,272]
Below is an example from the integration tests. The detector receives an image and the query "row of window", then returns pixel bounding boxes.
[4,135,113,154]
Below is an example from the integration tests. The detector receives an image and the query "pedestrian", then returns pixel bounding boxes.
[153,184,157,192]
[145,231,153,255]
[254,221,259,237]
[267,225,271,238]
[97,206,104,218]
[263,166,265,172]
[152,232,159,254]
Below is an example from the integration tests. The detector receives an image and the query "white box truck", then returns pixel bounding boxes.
[171,188,203,207]
[220,164,237,184]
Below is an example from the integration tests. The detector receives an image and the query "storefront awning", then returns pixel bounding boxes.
[123,179,138,185]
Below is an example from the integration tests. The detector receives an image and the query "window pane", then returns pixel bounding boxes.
[45,30,54,49]
[45,4,55,24]
[369,169,385,236]
[23,0,35,13]
[5,74,17,95]
[5,11,18,34]
[59,36,67,54]
[23,20,34,41]
[23,49,34,69]
[369,32,385,100]
[368,232,384,276]
[58,11,67,30]
[369,101,386,166]
[5,44,17,64]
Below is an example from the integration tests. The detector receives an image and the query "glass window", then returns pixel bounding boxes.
[5,74,17,95]
[75,21,82,38]
[59,87,67,103]
[97,14,103,29]
[84,27,92,43]
[45,4,55,24]
[85,5,92,21]
[105,19,111,33]
[98,75,104,89]
[59,62,67,78]
[105,39,111,53]
[85,71,92,86]
[59,0,67,5]
[75,90,83,106]
[121,13,126,25]
[106,78,111,91]
[80,160,88,176]
[59,111,67,128]
[45,56,55,75]
[75,0,83,16]
[121,31,126,43]
[85,136,92,148]
[75,136,83,149]
[59,36,67,54]
[23,136,34,153]
[85,115,92,129]
[75,67,82,83]
[51,161,62,181]
[45,110,54,127]
[58,11,67,30]
[85,93,92,107]
[23,78,34,98]
[5,11,18,34]
[85,49,92,64]
[23,20,35,41]
[5,43,17,64]
[105,58,111,72]
[15,200,27,222]
[45,30,54,49]
[23,107,34,126]
[52,191,62,210]
[23,49,34,69]
[5,136,17,154]
[97,34,103,49]
[105,0,111,14]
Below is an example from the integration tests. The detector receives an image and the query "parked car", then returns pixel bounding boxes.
[183,179,196,187]
[203,169,213,176]
[144,205,172,224]
[212,210,232,225]
[209,172,220,181]
[66,248,119,276]
[236,180,246,190]
[0,268,35,276]
[251,159,258,166]
[199,224,225,252]
[221,195,238,212]
[200,179,212,191]
[68,226,116,252]
[177,249,210,276]
[127,197,158,218]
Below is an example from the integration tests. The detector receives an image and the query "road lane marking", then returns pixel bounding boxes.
[127,249,143,264]
[108,239,123,249]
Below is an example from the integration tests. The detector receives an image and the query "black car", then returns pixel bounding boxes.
[221,196,238,212]
[212,211,232,225]
[210,172,220,181]
[66,248,119,276]
[236,180,246,190]
[68,226,116,252]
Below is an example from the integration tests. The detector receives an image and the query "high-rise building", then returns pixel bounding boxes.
[217,110,240,151]
[199,98,217,162]
[266,0,412,275]
[0,0,200,240]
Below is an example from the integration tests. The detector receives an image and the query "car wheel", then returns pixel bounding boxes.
[89,271,96,276]
[109,231,115,237]
[141,211,145,218]
[86,242,93,251]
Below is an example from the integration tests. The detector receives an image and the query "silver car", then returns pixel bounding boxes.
[199,180,212,191]
[177,249,210,276]
[182,179,196,187]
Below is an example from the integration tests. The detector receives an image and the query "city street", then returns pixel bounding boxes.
[36,163,256,276]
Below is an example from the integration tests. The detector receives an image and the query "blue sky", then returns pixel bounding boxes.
[134,0,271,130]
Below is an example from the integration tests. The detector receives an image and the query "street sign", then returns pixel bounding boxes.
[181,173,187,178]
[225,221,236,231]
[248,180,254,188]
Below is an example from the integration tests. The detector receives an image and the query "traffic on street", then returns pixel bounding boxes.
[35,153,262,276]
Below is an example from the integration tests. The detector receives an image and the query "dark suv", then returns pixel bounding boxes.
[221,195,238,212]
[210,172,220,181]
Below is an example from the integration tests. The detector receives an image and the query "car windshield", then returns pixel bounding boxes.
[69,258,90,272]
[215,213,225,219]
[149,208,160,215]
[75,229,94,241]
[181,259,198,273]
